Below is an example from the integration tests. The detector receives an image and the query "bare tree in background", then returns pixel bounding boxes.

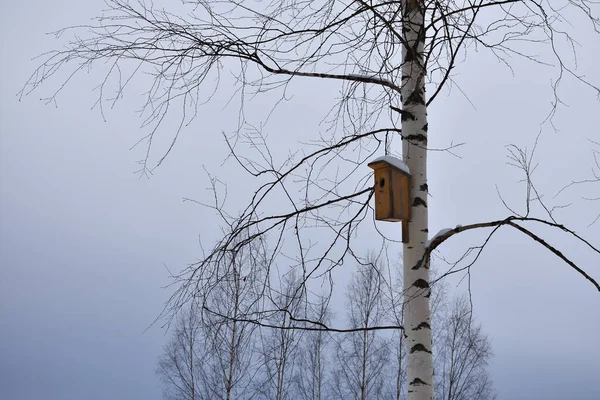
[293,294,333,400]
[384,257,407,400]
[158,229,268,400]
[331,258,390,400]
[157,254,496,399]
[256,271,305,400]
[22,1,600,399]
[199,236,266,400]
[157,302,207,400]
[434,295,495,400]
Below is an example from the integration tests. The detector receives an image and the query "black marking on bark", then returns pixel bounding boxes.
[401,110,416,122]
[404,89,425,106]
[424,290,431,298]
[401,74,410,81]
[410,343,432,354]
[391,105,419,123]
[422,123,428,133]
[419,183,428,192]
[415,322,431,330]
[413,279,429,289]
[412,197,427,208]
[412,259,424,270]
[421,228,428,233]
[409,378,429,386]
[405,133,427,144]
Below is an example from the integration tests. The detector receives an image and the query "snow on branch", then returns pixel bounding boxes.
[420,217,600,292]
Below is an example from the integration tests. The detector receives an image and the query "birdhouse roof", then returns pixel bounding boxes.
[368,155,410,175]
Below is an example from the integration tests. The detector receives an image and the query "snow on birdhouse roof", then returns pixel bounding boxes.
[368,155,410,175]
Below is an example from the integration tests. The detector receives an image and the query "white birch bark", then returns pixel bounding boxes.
[401,0,433,399]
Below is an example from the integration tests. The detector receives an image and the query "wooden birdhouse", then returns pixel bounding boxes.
[368,156,411,242]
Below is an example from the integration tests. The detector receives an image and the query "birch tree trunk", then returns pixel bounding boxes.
[401,0,433,399]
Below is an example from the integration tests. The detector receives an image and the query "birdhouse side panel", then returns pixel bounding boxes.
[391,170,403,220]
[403,175,411,220]
[392,171,411,221]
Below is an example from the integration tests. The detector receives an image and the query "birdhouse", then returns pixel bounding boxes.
[368,156,411,242]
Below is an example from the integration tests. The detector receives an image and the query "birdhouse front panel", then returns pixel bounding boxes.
[373,167,398,221]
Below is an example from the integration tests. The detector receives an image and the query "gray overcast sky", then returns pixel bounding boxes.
[1,1,599,400]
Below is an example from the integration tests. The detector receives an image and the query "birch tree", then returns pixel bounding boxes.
[434,295,495,400]
[157,302,208,400]
[399,2,433,395]
[256,271,305,400]
[385,257,407,400]
[22,2,600,400]
[158,232,265,400]
[331,260,390,400]
[293,295,333,400]
[200,241,263,399]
